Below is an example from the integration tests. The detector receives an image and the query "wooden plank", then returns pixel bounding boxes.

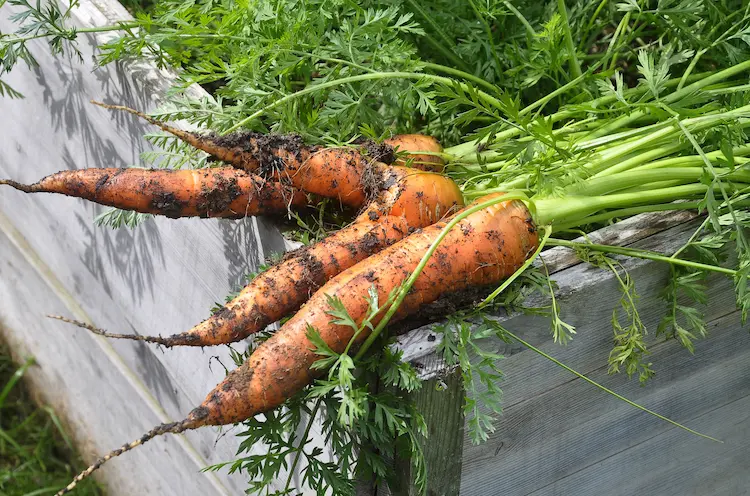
[391,213,743,495]
[385,368,465,496]
[457,307,750,495]
[528,394,750,496]
[0,219,227,495]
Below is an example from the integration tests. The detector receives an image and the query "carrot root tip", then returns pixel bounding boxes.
[0,179,39,193]
[55,418,195,496]
[48,315,172,347]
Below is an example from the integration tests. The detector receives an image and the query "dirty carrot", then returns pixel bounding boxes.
[92,102,446,207]
[55,194,537,495]
[0,168,307,218]
[54,164,464,346]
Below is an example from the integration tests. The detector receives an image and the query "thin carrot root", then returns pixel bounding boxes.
[55,418,195,496]
[90,101,263,168]
[47,316,173,347]
[0,179,41,193]
[1,168,307,219]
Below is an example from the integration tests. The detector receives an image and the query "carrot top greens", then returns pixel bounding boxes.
[4,0,750,494]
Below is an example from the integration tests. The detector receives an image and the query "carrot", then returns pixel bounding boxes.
[55,194,535,495]
[0,168,307,218]
[384,134,444,171]
[91,102,445,207]
[55,164,464,346]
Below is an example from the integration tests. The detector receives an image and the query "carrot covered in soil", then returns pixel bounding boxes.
[0,168,307,218]
[56,195,536,495]
[55,164,464,346]
[92,102,447,207]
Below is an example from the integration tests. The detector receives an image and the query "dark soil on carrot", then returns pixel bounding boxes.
[210,132,308,175]
[354,138,396,164]
[388,284,502,337]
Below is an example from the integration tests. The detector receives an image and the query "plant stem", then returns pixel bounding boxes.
[547,238,738,276]
[533,184,709,226]
[525,64,599,118]
[501,329,721,442]
[557,0,583,78]
[283,398,323,493]
[503,1,536,37]
[589,59,750,138]
[1,22,140,44]
[571,167,750,197]
[468,0,504,78]
[578,0,608,51]
[550,201,703,231]
[404,0,472,72]
[422,62,499,94]
[225,71,505,133]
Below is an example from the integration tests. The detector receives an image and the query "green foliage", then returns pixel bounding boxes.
[436,314,507,445]
[0,342,103,495]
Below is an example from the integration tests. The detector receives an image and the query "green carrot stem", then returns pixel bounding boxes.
[550,201,704,231]
[444,72,715,158]
[557,0,583,78]
[503,1,536,37]
[589,59,750,138]
[422,62,499,94]
[570,167,750,197]
[1,22,140,44]
[533,184,709,226]
[547,238,738,276]
[589,142,688,178]
[630,146,750,172]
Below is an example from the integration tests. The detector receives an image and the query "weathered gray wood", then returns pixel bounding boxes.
[529,392,750,495]
[460,309,749,496]
[385,368,465,496]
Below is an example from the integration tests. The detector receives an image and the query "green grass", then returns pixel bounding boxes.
[0,341,103,496]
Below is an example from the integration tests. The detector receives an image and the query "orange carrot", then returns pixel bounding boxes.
[91,102,445,206]
[55,194,537,495]
[385,134,444,171]
[55,164,464,346]
[0,168,307,218]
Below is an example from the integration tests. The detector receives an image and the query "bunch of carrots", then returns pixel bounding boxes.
[5,58,750,493]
